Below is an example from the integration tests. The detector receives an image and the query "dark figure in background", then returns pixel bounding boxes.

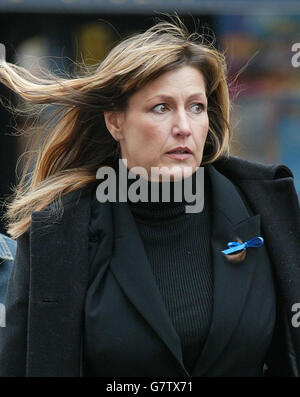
[0,233,15,304]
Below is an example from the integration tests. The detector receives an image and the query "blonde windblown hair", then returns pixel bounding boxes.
[1,16,231,239]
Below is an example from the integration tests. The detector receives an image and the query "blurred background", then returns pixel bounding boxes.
[0,0,299,233]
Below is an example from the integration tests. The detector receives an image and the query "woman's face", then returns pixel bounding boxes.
[104,65,209,181]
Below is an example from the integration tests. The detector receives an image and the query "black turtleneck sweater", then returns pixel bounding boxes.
[85,163,213,374]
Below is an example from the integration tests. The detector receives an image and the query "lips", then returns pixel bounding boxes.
[165,146,193,161]
[166,146,192,154]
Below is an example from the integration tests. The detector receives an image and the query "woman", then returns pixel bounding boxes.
[0,18,299,377]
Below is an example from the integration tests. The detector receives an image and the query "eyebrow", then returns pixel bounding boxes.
[146,93,207,103]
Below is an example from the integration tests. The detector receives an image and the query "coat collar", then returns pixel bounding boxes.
[191,164,261,375]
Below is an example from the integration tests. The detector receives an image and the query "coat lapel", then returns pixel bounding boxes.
[109,199,189,376]
[192,164,262,376]
[231,176,300,372]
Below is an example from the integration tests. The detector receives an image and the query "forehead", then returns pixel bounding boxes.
[128,65,207,104]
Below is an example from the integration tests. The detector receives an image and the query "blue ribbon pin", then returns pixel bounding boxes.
[221,236,264,255]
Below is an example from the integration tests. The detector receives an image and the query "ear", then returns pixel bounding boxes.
[104,111,124,142]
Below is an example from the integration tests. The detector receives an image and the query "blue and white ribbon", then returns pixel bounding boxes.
[221,236,264,255]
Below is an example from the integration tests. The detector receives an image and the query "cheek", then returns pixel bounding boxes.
[127,116,160,140]
[127,125,164,161]
[139,123,165,146]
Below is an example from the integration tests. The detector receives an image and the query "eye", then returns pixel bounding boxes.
[152,103,169,113]
[191,103,206,113]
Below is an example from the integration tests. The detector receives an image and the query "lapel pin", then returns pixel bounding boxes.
[221,236,264,255]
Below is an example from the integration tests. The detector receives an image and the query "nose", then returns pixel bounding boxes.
[171,109,191,137]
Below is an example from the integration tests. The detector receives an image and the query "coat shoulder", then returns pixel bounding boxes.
[31,182,96,225]
[212,155,294,181]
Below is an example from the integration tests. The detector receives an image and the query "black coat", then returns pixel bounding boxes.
[0,156,299,377]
